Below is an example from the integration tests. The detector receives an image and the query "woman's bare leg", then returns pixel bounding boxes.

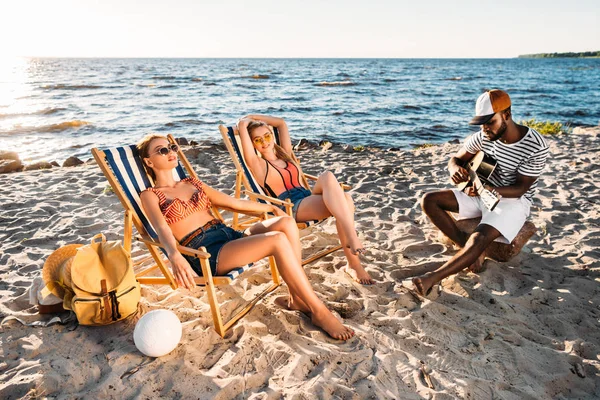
[248,216,308,310]
[297,171,364,254]
[248,215,301,264]
[296,177,374,284]
[334,195,375,284]
[216,232,354,340]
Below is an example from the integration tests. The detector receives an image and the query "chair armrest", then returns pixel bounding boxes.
[242,190,293,207]
[304,173,319,181]
[134,237,210,259]
[303,173,352,190]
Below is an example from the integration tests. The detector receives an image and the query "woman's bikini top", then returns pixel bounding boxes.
[262,159,303,197]
[145,177,211,225]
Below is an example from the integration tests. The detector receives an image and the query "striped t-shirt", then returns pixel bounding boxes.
[463,128,549,202]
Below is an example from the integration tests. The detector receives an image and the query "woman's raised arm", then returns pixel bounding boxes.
[237,117,264,172]
[243,114,293,155]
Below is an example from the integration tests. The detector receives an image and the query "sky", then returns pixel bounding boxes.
[2,0,599,58]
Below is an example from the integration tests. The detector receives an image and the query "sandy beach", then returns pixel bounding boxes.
[1,126,599,399]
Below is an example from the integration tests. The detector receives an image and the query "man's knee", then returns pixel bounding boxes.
[421,190,457,215]
[421,191,439,214]
[465,230,495,252]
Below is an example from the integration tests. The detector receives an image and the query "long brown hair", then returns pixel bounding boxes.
[136,134,168,181]
[247,121,298,167]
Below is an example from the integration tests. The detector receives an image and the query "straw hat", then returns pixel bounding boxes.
[42,244,83,299]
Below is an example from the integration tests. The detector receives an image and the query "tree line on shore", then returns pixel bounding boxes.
[519,51,600,58]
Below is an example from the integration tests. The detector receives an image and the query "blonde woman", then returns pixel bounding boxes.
[237,115,374,285]
[137,134,354,340]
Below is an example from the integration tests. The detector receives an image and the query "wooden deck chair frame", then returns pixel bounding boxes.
[219,124,351,265]
[91,134,280,337]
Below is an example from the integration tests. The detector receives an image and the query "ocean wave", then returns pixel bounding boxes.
[315,81,357,87]
[41,84,103,90]
[444,77,463,81]
[0,107,67,119]
[191,78,203,82]
[280,96,309,102]
[165,119,220,127]
[1,120,91,136]
[151,76,179,80]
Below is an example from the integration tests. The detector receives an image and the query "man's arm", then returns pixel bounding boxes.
[448,147,476,185]
[484,174,537,198]
[487,144,548,198]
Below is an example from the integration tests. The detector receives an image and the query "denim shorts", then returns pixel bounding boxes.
[179,222,245,277]
[277,187,312,219]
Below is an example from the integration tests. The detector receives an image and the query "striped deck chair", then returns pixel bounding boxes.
[219,125,351,265]
[91,134,280,337]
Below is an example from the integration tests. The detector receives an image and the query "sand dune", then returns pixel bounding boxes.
[1,127,599,399]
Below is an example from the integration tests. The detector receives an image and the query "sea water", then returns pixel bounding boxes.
[0,57,598,163]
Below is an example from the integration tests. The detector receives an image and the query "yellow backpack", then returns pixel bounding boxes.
[65,234,141,325]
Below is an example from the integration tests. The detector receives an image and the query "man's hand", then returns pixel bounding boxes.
[449,163,470,185]
[465,185,479,197]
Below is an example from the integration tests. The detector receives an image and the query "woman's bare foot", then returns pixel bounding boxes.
[344,264,375,285]
[412,274,436,297]
[468,251,487,273]
[274,295,311,315]
[311,307,354,340]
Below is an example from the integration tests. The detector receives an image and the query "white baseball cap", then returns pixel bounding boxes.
[469,89,511,125]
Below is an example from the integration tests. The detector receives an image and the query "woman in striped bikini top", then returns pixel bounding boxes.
[136,134,355,340]
[146,177,211,225]
[237,114,376,285]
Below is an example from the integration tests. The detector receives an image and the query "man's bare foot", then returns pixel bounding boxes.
[344,265,375,285]
[468,252,487,273]
[311,308,355,340]
[274,296,311,315]
[412,275,436,297]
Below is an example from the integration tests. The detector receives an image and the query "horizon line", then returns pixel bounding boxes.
[10,55,528,60]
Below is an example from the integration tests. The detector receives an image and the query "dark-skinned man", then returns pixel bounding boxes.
[412,89,549,296]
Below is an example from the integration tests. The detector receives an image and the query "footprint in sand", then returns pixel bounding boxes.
[401,242,448,260]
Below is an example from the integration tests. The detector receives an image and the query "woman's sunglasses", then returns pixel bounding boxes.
[152,144,179,156]
[252,132,273,146]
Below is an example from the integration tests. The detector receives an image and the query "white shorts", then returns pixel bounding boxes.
[452,189,531,244]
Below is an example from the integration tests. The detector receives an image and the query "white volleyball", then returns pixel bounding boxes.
[133,310,182,357]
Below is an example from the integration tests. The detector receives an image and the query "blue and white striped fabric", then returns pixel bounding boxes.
[103,144,249,282]
[227,126,271,201]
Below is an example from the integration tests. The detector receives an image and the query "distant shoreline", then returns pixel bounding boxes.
[519,51,600,58]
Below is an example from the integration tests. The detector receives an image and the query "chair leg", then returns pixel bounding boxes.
[146,245,178,290]
[199,250,226,337]
[302,244,343,265]
[202,254,282,337]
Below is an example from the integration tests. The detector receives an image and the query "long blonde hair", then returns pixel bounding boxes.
[247,121,299,167]
[136,134,168,181]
